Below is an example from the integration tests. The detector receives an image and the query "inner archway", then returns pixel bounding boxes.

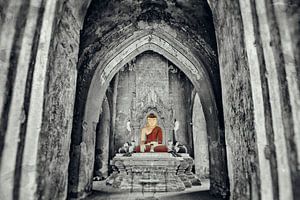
[92,50,213,190]
[68,23,228,198]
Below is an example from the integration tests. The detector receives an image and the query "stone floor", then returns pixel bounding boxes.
[84,179,222,200]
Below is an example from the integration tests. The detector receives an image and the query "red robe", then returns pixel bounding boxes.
[145,126,163,144]
[135,126,168,152]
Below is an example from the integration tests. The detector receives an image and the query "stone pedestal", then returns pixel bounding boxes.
[109,153,186,192]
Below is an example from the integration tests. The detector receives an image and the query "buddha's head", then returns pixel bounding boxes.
[146,113,157,128]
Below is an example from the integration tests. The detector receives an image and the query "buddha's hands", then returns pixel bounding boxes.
[149,141,158,146]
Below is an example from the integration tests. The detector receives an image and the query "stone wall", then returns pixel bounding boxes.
[0,0,90,199]
[0,1,41,199]
[210,1,259,199]
[209,0,300,199]
[35,2,81,199]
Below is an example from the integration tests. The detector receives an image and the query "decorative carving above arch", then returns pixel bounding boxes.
[99,33,203,86]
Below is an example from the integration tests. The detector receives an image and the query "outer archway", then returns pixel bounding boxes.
[1,1,299,200]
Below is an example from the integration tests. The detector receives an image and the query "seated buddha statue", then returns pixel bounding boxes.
[135,113,168,153]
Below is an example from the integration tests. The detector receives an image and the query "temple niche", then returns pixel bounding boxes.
[108,51,196,151]
[94,50,210,188]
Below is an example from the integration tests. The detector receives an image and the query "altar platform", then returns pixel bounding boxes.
[91,179,211,200]
[106,153,201,192]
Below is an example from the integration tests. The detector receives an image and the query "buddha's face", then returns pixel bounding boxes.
[147,117,157,127]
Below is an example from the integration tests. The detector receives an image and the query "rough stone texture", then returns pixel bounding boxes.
[209,0,300,199]
[0,1,65,200]
[239,1,277,199]
[255,1,294,199]
[262,1,300,199]
[210,1,259,199]
[135,53,169,109]
[35,2,80,199]
[0,0,45,198]
[0,1,89,198]
[0,0,298,200]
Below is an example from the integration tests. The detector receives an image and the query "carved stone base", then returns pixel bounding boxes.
[108,153,187,192]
